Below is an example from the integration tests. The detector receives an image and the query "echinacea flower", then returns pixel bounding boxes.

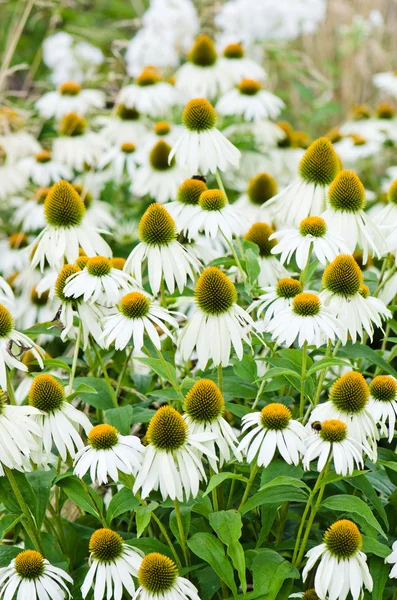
[238,403,306,467]
[249,277,302,329]
[217,78,285,122]
[178,267,253,369]
[96,103,147,144]
[35,80,105,119]
[309,371,378,459]
[53,113,107,171]
[166,177,208,233]
[29,180,111,271]
[234,171,277,224]
[320,254,391,343]
[375,180,397,262]
[117,67,177,118]
[303,419,364,476]
[169,98,240,174]
[385,541,397,579]
[13,187,48,232]
[0,232,29,278]
[133,405,217,501]
[368,375,397,442]
[244,223,288,287]
[0,145,28,200]
[266,292,345,348]
[134,553,200,600]
[289,590,320,600]
[322,170,385,263]
[303,519,373,600]
[20,150,72,186]
[271,216,349,269]
[81,528,143,600]
[183,379,242,470]
[101,291,179,350]
[373,71,397,97]
[74,423,144,484]
[0,303,44,391]
[0,550,73,599]
[124,203,200,295]
[28,373,92,463]
[98,140,138,181]
[266,137,340,226]
[220,42,266,86]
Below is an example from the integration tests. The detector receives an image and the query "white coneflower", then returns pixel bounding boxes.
[175,34,232,99]
[133,405,217,501]
[132,140,188,204]
[13,187,48,232]
[0,550,73,599]
[220,42,266,86]
[244,223,288,287]
[289,590,320,600]
[36,81,105,119]
[375,180,397,260]
[183,379,242,470]
[249,277,302,329]
[0,232,29,278]
[303,419,364,476]
[368,375,397,442]
[135,553,200,600]
[234,172,277,224]
[51,263,104,348]
[53,112,107,171]
[373,70,397,97]
[117,67,177,118]
[185,188,249,241]
[0,145,28,201]
[0,303,44,391]
[238,403,306,467]
[0,276,14,310]
[271,216,350,269]
[303,520,373,600]
[166,177,208,234]
[96,103,147,144]
[320,254,391,343]
[385,541,397,579]
[217,78,284,122]
[124,203,200,295]
[169,98,240,174]
[63,255,135,306]
[74,423,143,485]
[267,292,345,348]
[266,137,340,226]
[309,371,378,459]
[29,180,111,271]
[139,121,183,156]
[98,141,138,181]
[28,373,92,463]
[72,183,115,230]
[81,528,143,600]
[179,267,253,369]
[322,170,385,263]
[15,285,56,331]
[101,291,179,350]
[20,149,72,186]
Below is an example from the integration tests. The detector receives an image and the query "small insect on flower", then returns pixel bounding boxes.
[135,552,201,600]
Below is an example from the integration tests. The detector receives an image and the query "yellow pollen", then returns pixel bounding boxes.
[261,403,291,430]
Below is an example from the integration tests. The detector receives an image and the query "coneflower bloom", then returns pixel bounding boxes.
[81,528,143,600]
[373,70,397,97]
[220,42,266,86]
[238,403,306,467]
[166,177,208,234]
[117,67,177,118]
[98,140,138,181]
[20,150,72,186]
[309,371,378,459]
[133,405,217,501]
[101,291,179,350]
[289,590,320,600]
[0,550,73,599]
[0,232,30,278]
[29,180,111,271]
[385,541,397,579]
[322,170,385,263]
[96,103,147,144]
[135,553,200,600]
[244,223,288,287]
[0,145,28,200]
[124,203,200,295]
[266,137,340,226]
[169,98,240,174]
[183,379,242,470]
[303,520,373,600]
[303,419,364,476]
[35,80,105,119]
[28,374,92,463]
[217,78,285,122]
[320,254,391,343]
[53,112,107,171]
[178,267,253,369]
[249,277,303,329]
[13,187,48,232]
[271,216,349,269]
[368,375,397,442]
[74,424,144,485]
[234,171,277,224]
[375,180,397,261]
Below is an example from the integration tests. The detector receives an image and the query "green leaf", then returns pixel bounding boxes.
[250,549,299,599]
[362,536,390,558]
[260,460,303,485]
[43,358,71,373]
[57,477,103,520]
[67,383,97,401]
[0,546,22,566]
[240,485,308,515]
[26,469,56,528]
[187,533,237,596]
[259,476,310,492]
[0,514,22,540]
[170,506,191,546]
[370,555,390,600]
[204,473,248,497]
[233,354,257,383]
[320,495,386,538]
[126,537,174,560]
[348,475,388,529]
[245,248,261,284]
[136,357,176,381]
[209,510,247,592]
[320,470,368,487]
[107,488,139,523]
[73,377,115,409]
[0,472,37,518]
[135,502,158,538]
[306,357,352,376]
[105,405,133,435]
[338,343,397,378]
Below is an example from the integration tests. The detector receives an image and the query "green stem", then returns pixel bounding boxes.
[91,337,118,407]
[6,369,16,405]
[116,346,134,399]
[299,341,308,419]
[210,466,219,512]
[155,348,185,407]
[374,264,397,297]
[238,463,259,510]
[67,321,81,394]
[221,231,247,284]
[5,466,44,554]
[151,513,182,569]
[160,277,167,308]
[217,364,223,392]
[311,341,332,409]
[252,379,265,410]
[174,499,190,566]
[215,169,227,196]
[275,501,289,545]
